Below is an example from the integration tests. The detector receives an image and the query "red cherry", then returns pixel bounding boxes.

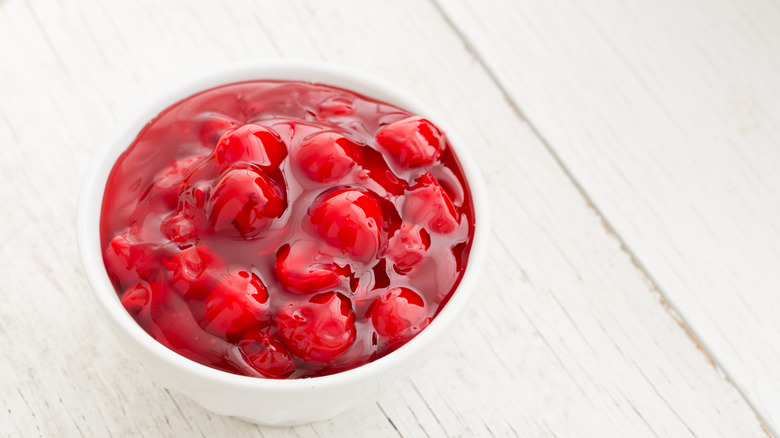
[164,245,225,297]
[160,209,201,247]
[375,116,444,167]
[370,287,431,344]
[212,124,287,169]
[386,224,431,274]
[239,332,296,379]
[104,234,156,288]
[277,292,356,362]
[121,282,152,316]
[197,114,238,147]
[274,241,345,294]
[207,167,285,237]
[151,155,205,207]
[204,271,270,339]
[403,173,459,234]
[296,132,359,183]
[309,189,383,261]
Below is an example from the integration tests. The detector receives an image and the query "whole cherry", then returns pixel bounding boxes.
[213,124,287,170]
[386,223,431,274]
[277,292,357,363]
[204,270,270,340]
[403,173,459,234]
[309,189,383,261]
[121,282,152,317]
[375,116,444,167]
[104,234,156,288]
[370,287,431,345]
[197,114,238,148]
[207,167,285,238]
[239,331,296,379]
[164,245,225,298]
[150,155,205,208]
[274,241,346,294]
[296,132,360,183]
[160,208,201,248]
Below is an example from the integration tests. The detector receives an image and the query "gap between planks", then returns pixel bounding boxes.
[427,0,773,435]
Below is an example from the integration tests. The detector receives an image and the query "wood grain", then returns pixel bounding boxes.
[0,0,769,436]
[436,0,780,433]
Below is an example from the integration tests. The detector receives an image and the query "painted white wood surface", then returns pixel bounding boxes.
[0,0,771,436]
[437,0,780,433]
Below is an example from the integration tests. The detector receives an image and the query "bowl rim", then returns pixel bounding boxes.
[77,59,490,391]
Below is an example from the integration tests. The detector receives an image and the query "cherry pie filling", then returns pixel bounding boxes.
[100,81,475,378]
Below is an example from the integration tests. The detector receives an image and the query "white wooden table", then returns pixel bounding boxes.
[2,1,778,436]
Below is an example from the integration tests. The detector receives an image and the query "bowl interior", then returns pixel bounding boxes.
[77,59,490,389]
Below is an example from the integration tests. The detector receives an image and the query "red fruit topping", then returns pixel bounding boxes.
[204,271,270,339]
[386,224,431,274]
[207,167,285,237]
[151,155,204,207]
[309,189,383,261]
[370,287,431,344]
[121,282,152,316]
[296,132,359,183]
[403,173,459,234]
[274,241,344,294]
[239,332,296,379]
[375,116,444,167]
[213,124,287,169]
[277,292,357,362]
[165,245,225,297]
[100,81,475,379]
[104,234,156,288]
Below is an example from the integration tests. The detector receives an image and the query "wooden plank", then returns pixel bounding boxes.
[0,0,767,435]
[436,0,780,433]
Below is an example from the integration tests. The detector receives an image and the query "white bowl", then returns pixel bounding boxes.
[77,60,490,426]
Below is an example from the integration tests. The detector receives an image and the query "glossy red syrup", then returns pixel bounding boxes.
[100,81,475,378]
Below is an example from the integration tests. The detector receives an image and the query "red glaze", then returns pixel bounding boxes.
[100,81,474,378]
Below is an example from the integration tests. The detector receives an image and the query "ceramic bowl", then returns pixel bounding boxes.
[77,60,489,426]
